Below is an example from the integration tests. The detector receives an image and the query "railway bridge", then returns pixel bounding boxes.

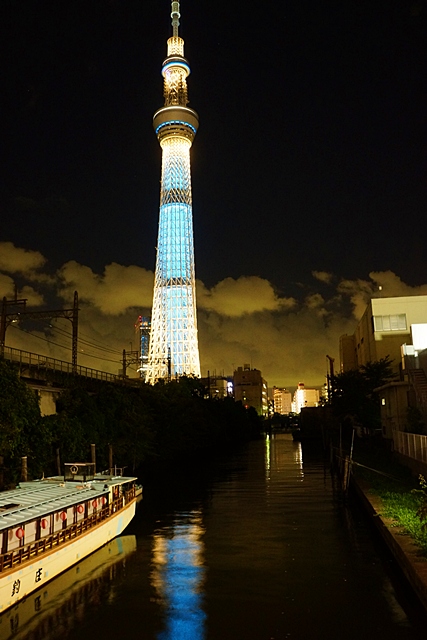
[2,346,142,415]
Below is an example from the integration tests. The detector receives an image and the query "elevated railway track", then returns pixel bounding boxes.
[1,346,142,389]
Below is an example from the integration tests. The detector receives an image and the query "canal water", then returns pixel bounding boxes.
[2,433,427,640]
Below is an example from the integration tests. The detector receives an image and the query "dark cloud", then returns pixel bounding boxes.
[2,242,426,386]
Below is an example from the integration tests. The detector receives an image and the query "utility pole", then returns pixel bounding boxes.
[72,291,78,373]
[1,296,27,356]
[0,291,79,369]
[326,355,335,404]
[122,349,140,378]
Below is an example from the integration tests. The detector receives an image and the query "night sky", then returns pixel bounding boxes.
[1,0,426,387]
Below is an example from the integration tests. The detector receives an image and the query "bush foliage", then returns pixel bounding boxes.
[0,360,262,485]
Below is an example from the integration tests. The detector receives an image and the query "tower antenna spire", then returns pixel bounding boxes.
[171,1,180,37]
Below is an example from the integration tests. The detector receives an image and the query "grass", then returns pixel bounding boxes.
[379,491,427,550]
[349,437,427,554]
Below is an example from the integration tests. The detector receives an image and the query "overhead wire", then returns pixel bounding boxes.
[52,319,124,352]
[9,323,123,366]
[48,321,141,371]
[51,322,121,355]
[50,323,139,369]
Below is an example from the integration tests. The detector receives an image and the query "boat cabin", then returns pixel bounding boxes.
[0,464,137,559]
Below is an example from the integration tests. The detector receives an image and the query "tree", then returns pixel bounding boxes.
[95,385,156,472]
[0,359,44,483]
[332,357,395,432]
[406,406,425,435]
[360,356,395,392]
[52,385,105,464]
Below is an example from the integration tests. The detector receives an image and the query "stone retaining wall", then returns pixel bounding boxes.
[350,475,427,612]
[393,451,427,478]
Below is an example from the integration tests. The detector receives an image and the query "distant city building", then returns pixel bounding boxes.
[340,295,427,375]
[272,387,292,415]
[291,383,320,414]
[234,364,268,417]
[136,316,151,380]
[375,330,427,439]
[339,334,358,372]
[200,374,232,399]
[340,295,427,440]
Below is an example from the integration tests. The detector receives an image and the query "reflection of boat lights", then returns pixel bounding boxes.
[294,442,303,469]
[264,435,304,479]
[151,512,206,640]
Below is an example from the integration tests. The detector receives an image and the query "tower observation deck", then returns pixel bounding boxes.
[146,1,201,384]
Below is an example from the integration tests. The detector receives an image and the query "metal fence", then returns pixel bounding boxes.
[2,345,124,385]
[392,430,427,464]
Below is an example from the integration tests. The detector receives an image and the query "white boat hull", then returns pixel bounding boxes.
[0,535,137,640]
[0,499,136,613]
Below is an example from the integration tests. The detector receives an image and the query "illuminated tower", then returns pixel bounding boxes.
[146,1,201,383]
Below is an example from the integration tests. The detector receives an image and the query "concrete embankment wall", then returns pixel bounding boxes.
[393,451,427,479]
[350,475,427,612]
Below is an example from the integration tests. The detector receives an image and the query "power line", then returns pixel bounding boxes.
[10,324,71,352]
[51,323,121,355]
[10,324,122,366]
[52,318,122,351]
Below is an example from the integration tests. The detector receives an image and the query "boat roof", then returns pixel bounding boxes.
[0,473,137,532]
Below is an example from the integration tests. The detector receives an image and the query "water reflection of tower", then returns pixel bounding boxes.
[146,0,201,384]
[151,512,206,639]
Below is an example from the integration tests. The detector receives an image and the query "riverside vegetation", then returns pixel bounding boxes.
[326,354,427,554]
[3,353,427,551]
[0,358,262,487]
[351,438,427,554]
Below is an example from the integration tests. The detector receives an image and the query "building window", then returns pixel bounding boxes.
[373,314,407,332]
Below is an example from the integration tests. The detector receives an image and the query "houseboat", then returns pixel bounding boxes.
[0,462,138,614]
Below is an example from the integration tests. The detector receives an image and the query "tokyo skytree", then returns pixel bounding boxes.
[146,1,201,383]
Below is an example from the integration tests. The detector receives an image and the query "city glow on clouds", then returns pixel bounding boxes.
[58,261,154,314]
[1,241,426,387]
[337,271,427,319]
[0,242,46,274]
[197,276,295,317]
[0,270,45,307]
[312,270,333,285]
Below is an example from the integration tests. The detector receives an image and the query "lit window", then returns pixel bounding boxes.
[373,314,407,332]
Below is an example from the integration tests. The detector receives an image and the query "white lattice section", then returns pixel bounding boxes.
[167,36,184,57]
[146,137,200,383]
[160,137,192,205]
[163,67,188,107]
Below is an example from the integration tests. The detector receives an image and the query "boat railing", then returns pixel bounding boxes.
[100,467,127,478]
[0,487,136,573]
